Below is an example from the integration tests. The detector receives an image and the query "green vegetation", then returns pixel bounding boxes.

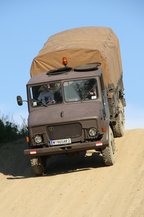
[0,115,27,143]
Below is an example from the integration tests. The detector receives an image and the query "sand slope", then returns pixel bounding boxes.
[0,129,144,217]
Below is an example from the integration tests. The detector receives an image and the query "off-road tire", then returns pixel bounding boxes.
[113,100,125,137]
[102,127,115,166]
[111,130,116,154]
[30,157,45,176]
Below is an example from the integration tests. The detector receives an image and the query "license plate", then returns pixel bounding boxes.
[50,138,71,146]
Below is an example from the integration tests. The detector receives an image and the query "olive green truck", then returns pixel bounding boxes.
[17,27,126,175]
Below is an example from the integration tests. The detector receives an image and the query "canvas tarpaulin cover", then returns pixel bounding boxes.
[30,27,122,88]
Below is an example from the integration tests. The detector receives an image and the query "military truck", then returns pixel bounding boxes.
[17,27,126,175]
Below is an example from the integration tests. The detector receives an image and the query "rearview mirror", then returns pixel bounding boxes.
[17,96,23,106]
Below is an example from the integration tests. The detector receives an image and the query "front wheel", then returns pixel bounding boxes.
[30,157,46,176]
[102,127,115,166]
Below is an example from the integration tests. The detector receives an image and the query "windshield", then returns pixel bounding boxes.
[30,82,62,107]
[29,78,98,107]
[63,78,98,102]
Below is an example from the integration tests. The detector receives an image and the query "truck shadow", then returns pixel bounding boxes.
[5,151,105,180]
[0,140,32,179]
[44,151,105,177]
[0,140,106,180]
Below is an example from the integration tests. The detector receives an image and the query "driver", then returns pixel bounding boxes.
[38,84,54,104]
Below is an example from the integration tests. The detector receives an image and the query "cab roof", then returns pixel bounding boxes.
[27,63,102,85]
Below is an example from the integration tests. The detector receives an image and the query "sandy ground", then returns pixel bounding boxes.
[0,129,144,217]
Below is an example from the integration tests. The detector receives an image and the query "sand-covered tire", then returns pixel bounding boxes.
[30,157,45,176]
[102,127,115,166]
[111,130,116,154]
[113,100,125,137]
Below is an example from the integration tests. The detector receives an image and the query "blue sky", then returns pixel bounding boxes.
[0,0,144,129]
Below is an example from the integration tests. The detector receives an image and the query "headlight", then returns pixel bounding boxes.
[89,128,97,137]
[34,135,42,144]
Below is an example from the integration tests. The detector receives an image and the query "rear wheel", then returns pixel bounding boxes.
[113,100,125,137]
[30,157,46,176]
[102,127,115,166]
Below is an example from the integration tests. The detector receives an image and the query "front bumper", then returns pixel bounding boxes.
[24,140,108,157]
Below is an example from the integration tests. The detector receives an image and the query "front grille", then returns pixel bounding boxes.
[47,123,82,140]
